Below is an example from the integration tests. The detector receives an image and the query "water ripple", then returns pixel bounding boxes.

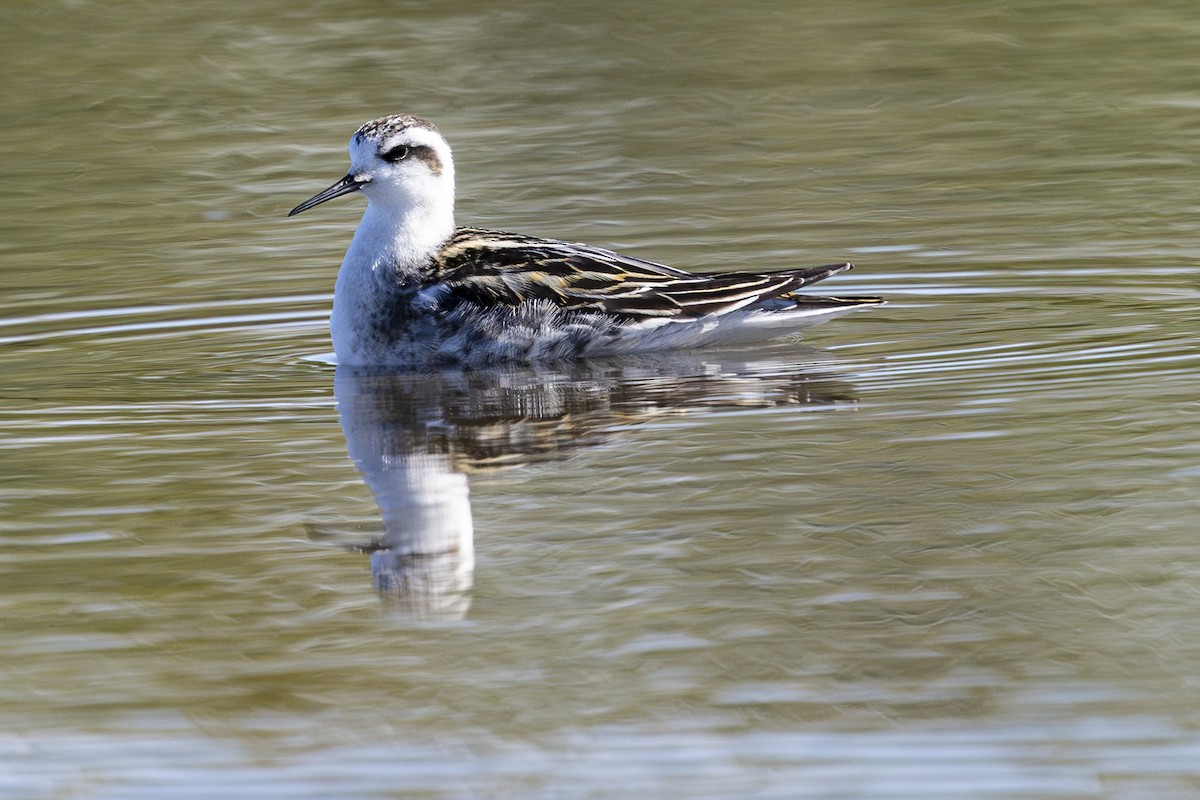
[0,294,330,346]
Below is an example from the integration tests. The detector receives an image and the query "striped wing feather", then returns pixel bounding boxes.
[433,228,851,321]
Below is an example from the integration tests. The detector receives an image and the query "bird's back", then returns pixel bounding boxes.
[430,226,882,323]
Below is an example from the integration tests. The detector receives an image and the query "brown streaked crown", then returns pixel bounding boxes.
[354,114,440,142]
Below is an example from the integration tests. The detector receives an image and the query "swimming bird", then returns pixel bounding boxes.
[288,114,883,366]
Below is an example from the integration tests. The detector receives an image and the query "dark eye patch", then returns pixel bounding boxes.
[381,144,410,163]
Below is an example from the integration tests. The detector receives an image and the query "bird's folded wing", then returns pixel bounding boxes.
[433,228,851,321]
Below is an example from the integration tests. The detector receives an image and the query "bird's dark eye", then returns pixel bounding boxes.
[381,144,410,163]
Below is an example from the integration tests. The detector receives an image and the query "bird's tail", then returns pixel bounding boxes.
[768,263,885,311]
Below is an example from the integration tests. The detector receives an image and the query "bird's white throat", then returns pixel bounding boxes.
[343,197,455,279]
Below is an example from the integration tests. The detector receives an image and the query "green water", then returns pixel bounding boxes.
[3,1,1200,797]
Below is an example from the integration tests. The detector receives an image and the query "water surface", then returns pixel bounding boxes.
[3,1,1200,797]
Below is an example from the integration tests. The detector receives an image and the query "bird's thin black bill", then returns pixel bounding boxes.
[288,174,367,216]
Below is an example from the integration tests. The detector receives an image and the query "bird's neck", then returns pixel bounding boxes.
[330,197,455,365]
[344,198,455,282]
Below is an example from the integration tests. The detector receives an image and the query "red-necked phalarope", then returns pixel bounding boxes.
[288,113,884,366]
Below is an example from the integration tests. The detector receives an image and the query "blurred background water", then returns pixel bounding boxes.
[3,1,1200,797]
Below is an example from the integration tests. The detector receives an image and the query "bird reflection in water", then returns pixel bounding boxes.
[316,349,861,618]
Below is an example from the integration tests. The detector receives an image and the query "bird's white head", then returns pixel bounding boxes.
[289,113,456,232]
